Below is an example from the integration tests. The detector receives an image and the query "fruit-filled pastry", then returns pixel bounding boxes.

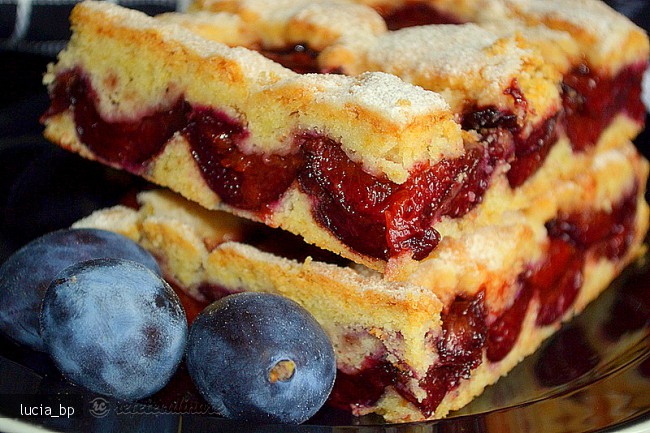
[73,134,649,422]
[42,1,649,278]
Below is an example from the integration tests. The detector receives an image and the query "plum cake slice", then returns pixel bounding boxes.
[74,135,649,422]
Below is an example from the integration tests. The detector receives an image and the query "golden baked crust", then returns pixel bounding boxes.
[75,190,445,377]
[179,0,649,168]
[74,133,649,421]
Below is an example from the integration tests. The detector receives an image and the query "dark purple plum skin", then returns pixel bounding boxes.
[186,292,336,424]
[0,228,161,351]
[40,258,187,401]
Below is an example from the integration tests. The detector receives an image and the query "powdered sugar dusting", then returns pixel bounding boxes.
[235,0,358,29]
[350,72,449,115]
[366,24,526,86]
[292,2,386,39]
[505,0,640,51]
[83,1,293,80]
[304,72,450,123]
[78,1,454,130]
[507,0,636,31]
[248,0,320,29]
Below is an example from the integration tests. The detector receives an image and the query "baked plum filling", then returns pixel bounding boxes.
[44,68,497,262]
[44,70,302,213]
[264,42,560,189]
[329,291,488,418]
[562,62,647,151]
[447,63,644,186]
[330,186,639,416]
[487,184,639,361]
[257,28,645,191]
[328,357,398,412]
[261,44,335,74]
[507,115,560,187]
[297,133,493,260]
[44,69,191,172]
[406,291,487,417]
[461,81,560,188]
[184,107,302,211]
[376,1,465,30]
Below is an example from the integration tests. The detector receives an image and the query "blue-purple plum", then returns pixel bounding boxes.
[0,228,160,351]
[186,292,336,424]
[40,258,186,401]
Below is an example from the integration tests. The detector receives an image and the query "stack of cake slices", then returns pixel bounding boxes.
[43,0,649,423]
